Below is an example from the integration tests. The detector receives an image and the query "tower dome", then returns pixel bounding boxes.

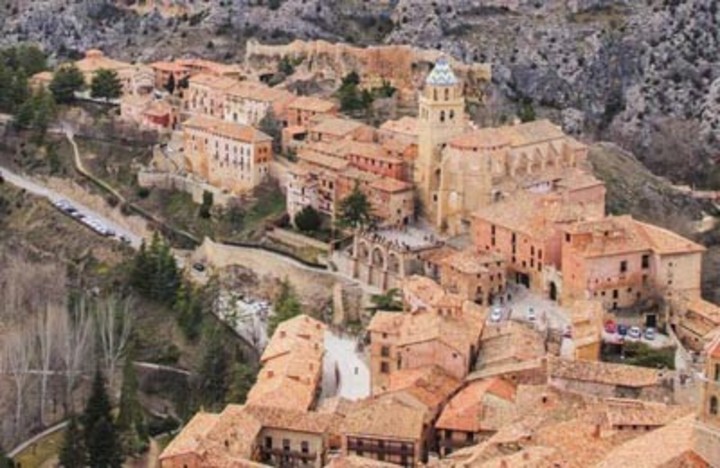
[426,56,458,87]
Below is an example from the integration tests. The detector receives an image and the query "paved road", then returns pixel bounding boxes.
[0,165,143,249]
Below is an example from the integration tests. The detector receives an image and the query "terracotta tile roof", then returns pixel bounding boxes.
[183,115,272,143]
[205,405,263,458]
[548,356,660,388]
[441,249,504,275]
[297,147,349,171]
[288,95,337,113]
[143,100,173,117]
[450,119,568,150]
[403,275,447,308]
[604,399,693,428]
[565,215,705,258]
[227,80,294,103]
[367,311,403,334]
[243,405,337,434]
[397,304,484,356]
[684,297,720,325]
[381,137,415,155]
[595,414,704,468]
[478,322,546,368]
[150,61,189,73]
[473,190,598,241]
[436,377,517,433]
[381,365,461,411]
[188,72,238,90]
[309,117,367,137]
[261,314,326,362]
[369,177,412,193]
[419,245,458,265]
[380,116,419,138]
[75,51,133,74]
[341,396,426,441]
[347,141,397,163]
[159,412,219,460]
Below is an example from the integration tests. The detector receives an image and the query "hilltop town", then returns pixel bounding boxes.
[2,26,720,468]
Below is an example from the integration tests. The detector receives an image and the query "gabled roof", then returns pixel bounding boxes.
[183,115,272,143]
[341,396,426,441]
[435,378,517,433]
[159,412,219,460]
[381,365,461,411]
[548,356,660,388]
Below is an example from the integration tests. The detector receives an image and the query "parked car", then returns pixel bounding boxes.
[604,320,617,334]
[628,326,642,340]
[192,262,206,272]
[526,307,536,322]
[644,327,656,341]
[617,324,628,336]
[490,306,503,323]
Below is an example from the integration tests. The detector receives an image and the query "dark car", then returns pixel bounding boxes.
[617,324,628,336]
[192,262,206,272]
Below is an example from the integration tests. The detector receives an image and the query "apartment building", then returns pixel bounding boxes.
[184,73,238,118]
[561,215,705,310]
[182,115,272,195]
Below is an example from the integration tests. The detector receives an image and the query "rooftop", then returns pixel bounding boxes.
[426,57,459,87]
[183,115,272,143]
[548,356,660,388]
[341,396,426,441]
[450,119,568,150]
[441,249,504,275]
[309,117,367,137]
[289,95,337,113]
[435,377,517,433]
[381,365,461,411]
[380,116,419,138]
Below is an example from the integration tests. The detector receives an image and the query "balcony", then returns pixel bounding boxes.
[347,440,414,456]
[261,447,318,461]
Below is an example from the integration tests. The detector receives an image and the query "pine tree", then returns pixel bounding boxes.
[58,415,86,468]
[197,327,229,410]
[336,183,372,229]
[225,361,256,404]
[117,347,147,455]
[83,369,123,467]
[90,69,123,101]
[267,279,302,337]
[50,64,85,104]
[87,417,123,468]
[82,369,113,448]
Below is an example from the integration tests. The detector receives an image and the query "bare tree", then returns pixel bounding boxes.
[35,304,64,425]
[2,328,34,430]
[58,296,94,414]
[95,295,133,391]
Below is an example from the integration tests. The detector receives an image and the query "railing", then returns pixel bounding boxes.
[347,441,413,456]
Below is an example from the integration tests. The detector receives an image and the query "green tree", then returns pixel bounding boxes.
[12,98,34,129]
[517,97,536,123]
[90,69,123,101]
[278,56,294,76]
[164,73,175,95]
[50,64,85,103]
[368,288,403,312]
[336,184,372,229]
[131,233,180,304]
[82,369,113,443]
[175,283,204,341]
[87,417,123,468]
[0,63,14,112]
[117,346,147,455]
[294,205,322,232]
[197,326,229,410]
[0,444,14,468]
[16,44,47,76]
[199,190,213,219]
[268,278,302,337]
[258,107,282,153]
[225,361,256,404]
[58,415,86,468]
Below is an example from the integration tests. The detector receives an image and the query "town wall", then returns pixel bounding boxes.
[137,170,235,206]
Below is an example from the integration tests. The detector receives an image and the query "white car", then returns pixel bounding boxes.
[628,326,642,340]
[526,307,537,321]
[490,307,503,323]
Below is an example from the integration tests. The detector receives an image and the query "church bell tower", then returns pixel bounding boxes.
[415,57,466,223]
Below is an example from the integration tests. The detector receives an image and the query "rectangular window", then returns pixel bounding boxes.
[491,225,496,235]
[381,346,390,357]
[283,439,290,451]
[265,437,272,449]
[620,261,627,273]
[380,362,390,373]
[301,441,309,454]
[565,233,571,242]
[642,254,650,269]
[613,289,619,299]
[530,246,535,256]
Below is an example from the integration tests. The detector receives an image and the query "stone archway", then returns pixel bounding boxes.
[372,246,387,270]
[388,252,401,274]
[356,240,370,262]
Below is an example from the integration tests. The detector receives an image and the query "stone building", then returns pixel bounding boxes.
[183,73,238,119]
[561,215,706,311]
[434,377,517,456]
[151,58,242,90]
[224,80,295,126]
[695,334,720,466]
[672,295,720,352]
[472,179,605,299]
[182,115,272,195]
[367,276,485,393]
[438,249,506,306]
[286,96,338,127]
[67,49,154,96]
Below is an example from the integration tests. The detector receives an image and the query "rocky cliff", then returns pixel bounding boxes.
[1,0,718,186]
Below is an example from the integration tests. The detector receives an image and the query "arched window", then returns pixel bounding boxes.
[440,111,445,123]
[444,88,449,101]
[711,396,718,415]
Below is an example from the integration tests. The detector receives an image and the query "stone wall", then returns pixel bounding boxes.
[245,39,491,103]
[138,170,235,206]
[266,227,331,253]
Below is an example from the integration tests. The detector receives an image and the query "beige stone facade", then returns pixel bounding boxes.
[182,115,272,195]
